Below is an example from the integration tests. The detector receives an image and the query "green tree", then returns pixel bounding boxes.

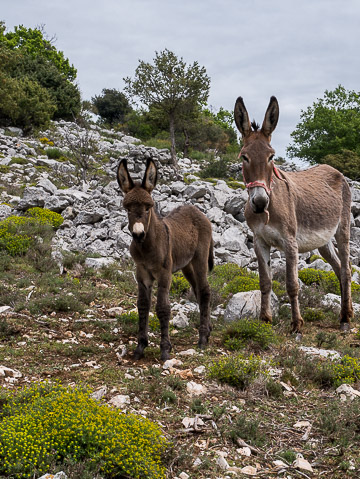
[17,54,81,120]
[124,49,210,168]
[92,88,132,125]
[287,85,360,179]
[0,23,77,81]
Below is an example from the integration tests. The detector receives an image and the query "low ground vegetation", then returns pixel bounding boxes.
[0,212,360,477]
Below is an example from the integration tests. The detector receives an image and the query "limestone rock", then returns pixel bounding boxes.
[224,290,279,322]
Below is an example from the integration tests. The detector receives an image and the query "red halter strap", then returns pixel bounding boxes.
[239,153,286,196]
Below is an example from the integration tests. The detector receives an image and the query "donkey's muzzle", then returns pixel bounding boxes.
[251,194,269,214]
[132,231,145,243]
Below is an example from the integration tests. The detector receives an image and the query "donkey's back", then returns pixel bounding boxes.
[164,204,213,272]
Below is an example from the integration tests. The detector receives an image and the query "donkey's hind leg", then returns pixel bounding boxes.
[182,264,198,300]
[334,189,353,330]
[188,259,211,349]
[318,242,341,279]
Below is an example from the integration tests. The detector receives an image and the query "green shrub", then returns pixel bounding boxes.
[208,353,268,389]
[25,207,64,228]
[0,382,168,479]
[309,254,327,263]
[209,263,284,298]
[45,147,64,159]
[222,276,260,297]
[28,293,85,315]
[8,157,28,165]
[199,157,230,179]
[223,319,278,350]
[228,415,267,447]
[303,307,326,323]
[170,272,190,296]
[298,268,360,294]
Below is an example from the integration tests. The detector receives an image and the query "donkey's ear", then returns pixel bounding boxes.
[142,158,157,192]
[261,96,279,138]
[234,97,251,138]
[117,159,134,193]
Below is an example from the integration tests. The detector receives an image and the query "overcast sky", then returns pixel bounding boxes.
[2,0,360,159]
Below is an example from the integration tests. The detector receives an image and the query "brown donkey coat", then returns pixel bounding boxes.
[234,96,353,335]
[117,158,214,360]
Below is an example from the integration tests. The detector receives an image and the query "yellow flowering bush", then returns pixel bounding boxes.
[0,209,63,255]
[0,383,168,479]
[331,355,360,387]
[0,216,34,255]
[39,137,54,146]
[25,207,64,228]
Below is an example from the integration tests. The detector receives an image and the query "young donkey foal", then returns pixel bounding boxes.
[117,158,214,360]
[234,96,353,336]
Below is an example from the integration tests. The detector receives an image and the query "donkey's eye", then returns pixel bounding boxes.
[268,155,275,162]
[241,155,249,163]
[145,206,151,212]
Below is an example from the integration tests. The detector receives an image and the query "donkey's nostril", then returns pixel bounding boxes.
[252,195,268,213]
[132,231,145,243]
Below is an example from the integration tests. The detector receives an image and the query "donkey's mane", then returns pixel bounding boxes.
[251,120,260,131]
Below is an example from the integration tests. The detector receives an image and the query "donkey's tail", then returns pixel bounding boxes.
[208,238,214,272]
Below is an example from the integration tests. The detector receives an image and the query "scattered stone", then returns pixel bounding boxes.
[0,305,11,314]
[0,366,22,378]
[170,311,189,328]
[237,446,251,456]
[273,459,288,468]
[216,454,230,470]
[38,473,68,479]
[336,383,360,400]
[224,290,279,322]
[194,365,206,374]
[182,417,205,428]
[179,472,190,479]
[85,257,116,269]
[299,346,341,360]
[240,465,257,475]
[178,348,197,356]
[163,358,183,369]
[186,381,207,396]
[108,394,130,407]
[293,457,314,473]
[105,306,125,318]
[91,385,107,401]
[294,420,312,428]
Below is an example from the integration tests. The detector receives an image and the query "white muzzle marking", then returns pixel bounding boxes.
[133,222,145,234]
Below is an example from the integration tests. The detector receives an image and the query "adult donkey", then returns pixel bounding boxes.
[234,96,353,336]
[117,158,213,360]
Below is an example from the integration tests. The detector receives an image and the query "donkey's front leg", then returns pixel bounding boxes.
[254,236,272,323]
[285,239,303,335]
[156,274,172,361]
[134,269,153,360]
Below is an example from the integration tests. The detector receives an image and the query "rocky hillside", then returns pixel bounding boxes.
[1,122,360,479]
[1,121,360,269]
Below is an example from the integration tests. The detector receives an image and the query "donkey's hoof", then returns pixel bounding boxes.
[198,337,209,350]
[133,348,145,360]
[160,351,171,361]
[340,322,350,332]
[295,332,303,342]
